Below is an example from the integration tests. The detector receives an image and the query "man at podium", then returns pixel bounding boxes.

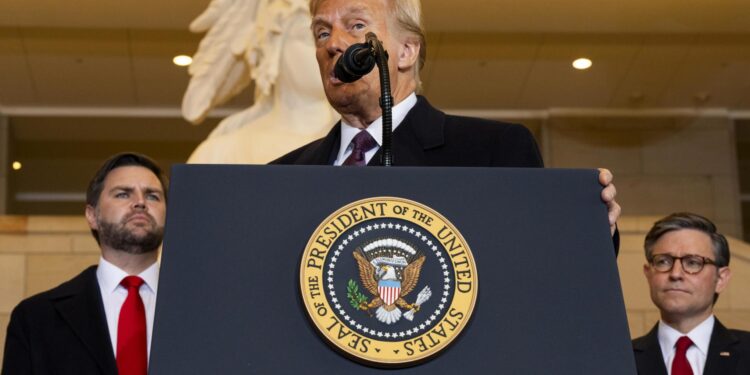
[272,0,621,239]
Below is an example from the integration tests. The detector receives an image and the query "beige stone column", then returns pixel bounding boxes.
[543,115,742,238]
[0,115,8,214]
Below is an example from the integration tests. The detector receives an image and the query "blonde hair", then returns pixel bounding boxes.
[309,0,426,89]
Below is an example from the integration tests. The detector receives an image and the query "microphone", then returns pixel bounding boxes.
[332,32,394,166]
[333,40,376,83]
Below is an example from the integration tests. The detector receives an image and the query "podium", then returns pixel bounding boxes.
[150,165,635,373]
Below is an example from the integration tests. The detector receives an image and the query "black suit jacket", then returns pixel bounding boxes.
[632,319,750,374]
[2,266,117,375]
[273,95,621,251]
[272,96,544,168]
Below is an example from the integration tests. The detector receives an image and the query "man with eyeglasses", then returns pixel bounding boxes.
[632,212,750,375]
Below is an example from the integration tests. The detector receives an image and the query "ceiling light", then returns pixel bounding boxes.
[572,58,592,70]
[12,161,22,171]
[173,55,193,67]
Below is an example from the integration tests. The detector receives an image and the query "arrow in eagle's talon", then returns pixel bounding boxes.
[404,286,432,321]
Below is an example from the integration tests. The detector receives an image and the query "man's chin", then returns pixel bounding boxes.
[114,237,161,255]
[97,219,163,254]
[326,90,367,113]
[656,300,697,316]
[103,231,163,254]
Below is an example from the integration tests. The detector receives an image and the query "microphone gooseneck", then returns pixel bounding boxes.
[333,32,393,166]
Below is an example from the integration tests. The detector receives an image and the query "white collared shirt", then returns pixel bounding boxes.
[96,257,159,362]
[334,92,418,165]
[658,315,715,375]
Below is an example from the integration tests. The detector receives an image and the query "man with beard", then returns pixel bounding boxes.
[2,153,167,375]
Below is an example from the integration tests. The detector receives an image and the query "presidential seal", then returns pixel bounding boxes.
[299,197,478,367]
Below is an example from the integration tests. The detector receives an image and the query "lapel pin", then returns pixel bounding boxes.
[720,352,731,357]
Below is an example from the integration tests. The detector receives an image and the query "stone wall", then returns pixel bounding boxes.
[0,215,99,365]
[542,115,742,238]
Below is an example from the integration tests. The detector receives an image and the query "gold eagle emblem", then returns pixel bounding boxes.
[351,239,431,324]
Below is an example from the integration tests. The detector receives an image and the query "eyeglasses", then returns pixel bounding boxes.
[648,254,717,274]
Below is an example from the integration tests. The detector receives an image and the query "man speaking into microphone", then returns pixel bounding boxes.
[273,0,621,242]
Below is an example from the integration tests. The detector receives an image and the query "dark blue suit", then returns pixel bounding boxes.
[632,320,750,375]
[273,96,619,251]
[272,96,543,168]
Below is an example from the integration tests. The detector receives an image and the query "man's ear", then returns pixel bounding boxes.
[397,37,420,72]
[85,205,98,231]
[715,267,732,295]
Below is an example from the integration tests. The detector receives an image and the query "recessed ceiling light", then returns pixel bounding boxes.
[572,58,592,70]
[12,161,22,171]
[173,55,193,67]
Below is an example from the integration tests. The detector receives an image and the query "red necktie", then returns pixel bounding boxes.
[117,276,147,375]
[672,336,694,375]
[343,130,377,166]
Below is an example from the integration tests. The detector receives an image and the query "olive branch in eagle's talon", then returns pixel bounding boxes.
[347,279,370,312]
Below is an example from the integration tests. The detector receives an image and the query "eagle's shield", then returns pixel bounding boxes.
[378,279,401,306]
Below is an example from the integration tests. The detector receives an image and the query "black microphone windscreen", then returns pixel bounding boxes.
[334,42,376,83]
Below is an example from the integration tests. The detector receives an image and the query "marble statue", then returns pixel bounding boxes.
[183,0,338,164]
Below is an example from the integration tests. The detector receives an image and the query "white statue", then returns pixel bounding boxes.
[183,0,338,164]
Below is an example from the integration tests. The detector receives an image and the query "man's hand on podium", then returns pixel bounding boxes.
[598,168,621,237]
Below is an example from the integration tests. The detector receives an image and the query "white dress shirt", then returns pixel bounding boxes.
[658,315,715,375]
[334,92,418,165]
[96,257,159,362]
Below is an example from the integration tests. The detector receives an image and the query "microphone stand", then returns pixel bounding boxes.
[366,33,393,167]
